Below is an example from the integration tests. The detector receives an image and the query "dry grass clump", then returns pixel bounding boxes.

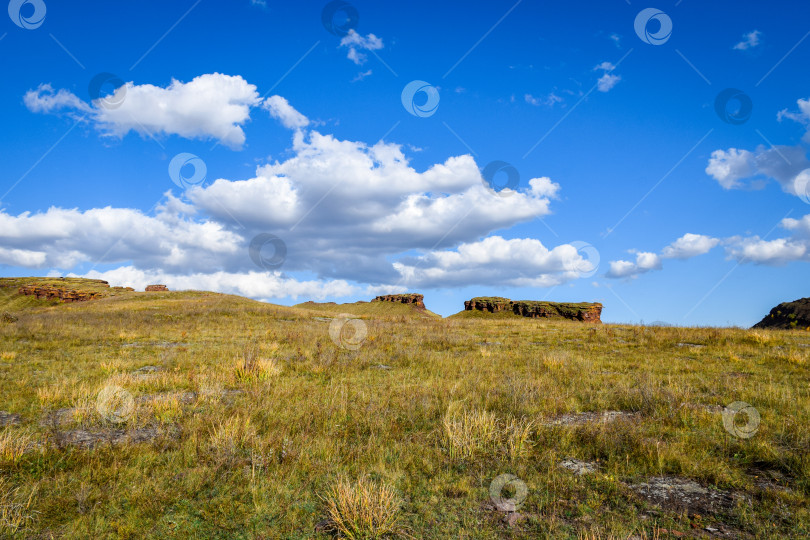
[0,478,38,534]
[0,427,35,465]
[443,404,534,460]
[208,415,258,465]
[235,342,282,383]
[322,476,405,539]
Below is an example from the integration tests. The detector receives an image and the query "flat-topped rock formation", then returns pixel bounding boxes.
[15,279,134,303]
[464,297,602,323]
[372,294,425,310]
[145,284,169,292]
[753,297,810,330]
[18,284,106,303]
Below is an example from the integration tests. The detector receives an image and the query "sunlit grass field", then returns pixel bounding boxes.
[0,278,808,538]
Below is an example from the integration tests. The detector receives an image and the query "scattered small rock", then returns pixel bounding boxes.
[314,518,335,534]
[558,458,598,475]
[502,511,523,528]
[0,411,22,426]
[1,312,18,323]
[628,476,742,515]
[134,365,161,375]
[559,458,599,476]
[676,342,707,348]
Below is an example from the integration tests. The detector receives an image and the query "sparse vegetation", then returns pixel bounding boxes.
[0,278,808,537]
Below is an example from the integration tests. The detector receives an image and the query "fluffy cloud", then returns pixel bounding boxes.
[733,30,761,50]
[606,233,721,279]
[73,267,358,301]
[605,252,661,279]
[778,97,810,143]
[725,214,810,265]
[661,233,721,259]
[263,95,310,130]
[705,145,810,193]
[706,96,810,197]
[0,199,243,272]
[25,73,262,149]
[605,216,810,278]
[339,30,383,65]
[2,94,581,297]
[392,236,597,288]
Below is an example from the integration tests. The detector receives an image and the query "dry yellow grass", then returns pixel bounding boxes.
[0,278,808,538]
[323,476,405,539]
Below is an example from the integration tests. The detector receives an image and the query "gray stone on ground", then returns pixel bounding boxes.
[558,458,598,475]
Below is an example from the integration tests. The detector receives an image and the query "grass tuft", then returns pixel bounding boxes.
[323,476,405,539]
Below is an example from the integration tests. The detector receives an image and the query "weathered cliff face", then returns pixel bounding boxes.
[753,298,810,330]
[18,284,105,303]
[145,285,169,292]
[464,297,602,323]
[373,294,426,309]
[15,279,134,303]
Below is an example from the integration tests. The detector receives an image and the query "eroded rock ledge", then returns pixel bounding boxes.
[17,280,134,303]
[464,297,602,323]
[372,294,426,309]
[753,297,810,330]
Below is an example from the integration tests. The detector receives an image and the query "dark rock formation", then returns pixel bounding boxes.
[145,285,169,292]
[372,294,425,309]
[753,298,810,330]
[18,284,105,303]
[464,297,602,323]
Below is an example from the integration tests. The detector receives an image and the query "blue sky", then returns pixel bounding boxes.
[1,0,810,326]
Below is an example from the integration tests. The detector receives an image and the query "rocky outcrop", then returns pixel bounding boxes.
[753,297,810,330]
[372,294,425,309]
[18,284,105,303]
[145,285,169,292]
[464,297,602,323]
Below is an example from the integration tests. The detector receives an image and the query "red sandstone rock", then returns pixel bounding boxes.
[145,285,169,292]
[372,294,426,309]
[17,285,104,303]
[464,297,602,323]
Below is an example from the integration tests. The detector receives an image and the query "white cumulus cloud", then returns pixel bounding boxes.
[605,252,661,279]
[25,73,262,150]
[263,95,310,130]
[662,233,721,259]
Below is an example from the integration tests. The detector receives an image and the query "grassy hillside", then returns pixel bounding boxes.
[294,300,441,319]
[0,280,808,538]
